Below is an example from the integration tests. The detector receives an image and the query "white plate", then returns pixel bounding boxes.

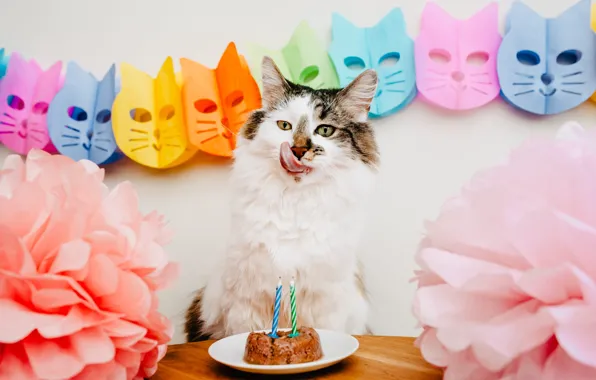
[208,328,359,375]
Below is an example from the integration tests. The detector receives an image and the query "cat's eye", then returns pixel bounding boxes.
[516,50,540,66]
[277,120,292,131]
[32,102,49,115]
[159,105,175,121]
[466,52,489,66]
[557,50,582,65]
[226,91,244,108]
[195,99,218,113]
[7,95,24,110]
[315,124,336,137]
[67,106,88,122]
[344,57,366,71]
[96,109,111,124]
[429,49,451,64]
[130,108,152,123]
[379,52,400,67]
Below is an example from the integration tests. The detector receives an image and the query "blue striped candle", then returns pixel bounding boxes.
[268,277,282,338]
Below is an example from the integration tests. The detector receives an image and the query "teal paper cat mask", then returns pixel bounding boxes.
[497,0,596,115]
[48,62,122,164]
[329,8,416,118]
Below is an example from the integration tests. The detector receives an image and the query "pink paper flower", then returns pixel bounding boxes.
[413,122,596,379]
[0,150,178,379]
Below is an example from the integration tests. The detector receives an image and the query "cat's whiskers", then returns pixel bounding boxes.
[195,128,218,134]
[561,71,582,78]
[65,125,80,133]
[385,80,405,86]
[62,143,79,148]
[130,128,149,134]
[0,121,15,127]
[130,144,149,152]
[428,69,448,76]
[561,81,585,85]
[29,135,43,143]
[196,120,217,125]
[470,81,493,86]
[0,131,14,135]
[424,84,447,91]
[512,82,534,86]
[561,89,582,96]
[470,86,488,95]
[129,138,149,142]
[93,145,109,152]
[62,134,80,140]
[470,73,489,77]
[2,112,15,120]
[514,89,535,96]
[385,71,402,79]
[515,72,535,79]
[29,129,46,134]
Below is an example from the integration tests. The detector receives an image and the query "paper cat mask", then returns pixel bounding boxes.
[0,48,8,80]
[415,3,501,110]
[112,57,196,169]
[498,0,596,115]
[329,8,416,118]
[180,42,261,158]
[0,53,62,155]
[48,62,122,165]
[246,21,339,90]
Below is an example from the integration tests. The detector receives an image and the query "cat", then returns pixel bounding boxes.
[47,61,122,165]
[329,8,416,118]
[185,56,379,341]
[111,57,195,169]
[0,53,62,155]
[497,0,596,115]
[180,42,261,158]
[415,2,501,110]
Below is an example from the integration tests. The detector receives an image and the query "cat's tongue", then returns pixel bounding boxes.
[280,142,308,174]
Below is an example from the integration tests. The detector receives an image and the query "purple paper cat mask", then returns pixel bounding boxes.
[0,53,63,154]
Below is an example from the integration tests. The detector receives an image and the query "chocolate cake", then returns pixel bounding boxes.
[243,327,323,365]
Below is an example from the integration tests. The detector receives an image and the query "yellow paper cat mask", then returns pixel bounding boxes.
[112,57,196,169]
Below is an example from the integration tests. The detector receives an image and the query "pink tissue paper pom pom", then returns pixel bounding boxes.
[412,121,596,380]
[0,150,178,380]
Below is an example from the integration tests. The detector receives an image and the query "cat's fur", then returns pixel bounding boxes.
[185,56,379,341]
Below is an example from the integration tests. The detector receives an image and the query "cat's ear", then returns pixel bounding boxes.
[420,2,456,31]
[468,2,498,28]
[64,61,92,87]
[40,61,62,86]
[556,0,591,26]
[507,1,541,30]
[120,62,152,90]
[332,12,357,37]
[337,69,377,121]
[5,52,25,77]
[377,8,407,33]
[261,56,290,108]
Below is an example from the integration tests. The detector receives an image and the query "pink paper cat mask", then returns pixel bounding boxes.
[0,53,63,155]
[415,2,502,110]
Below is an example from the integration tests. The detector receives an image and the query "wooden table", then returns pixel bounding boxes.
[152,336,443,379]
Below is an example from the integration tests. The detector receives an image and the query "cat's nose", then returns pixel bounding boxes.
[291,146,308,160]
[541,73,554,86]
[21,119,28,128]
[451,71,465,82]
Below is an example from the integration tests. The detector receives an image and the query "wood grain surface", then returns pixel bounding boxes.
[152,336,443,379]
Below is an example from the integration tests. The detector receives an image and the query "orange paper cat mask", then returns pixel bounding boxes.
[180,42,261,158]
[112,57,195,169]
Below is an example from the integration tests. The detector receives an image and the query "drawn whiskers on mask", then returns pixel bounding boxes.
[0,112,15,134]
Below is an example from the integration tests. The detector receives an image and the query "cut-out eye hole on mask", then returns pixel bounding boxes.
[112,57,195,169]
[0,53,62,155]
[181,42,261,158]
[499,0,596,115]
[48,62,124,165]
[415,2,502,111]
[329,8,417,118]
[246,21,339,90]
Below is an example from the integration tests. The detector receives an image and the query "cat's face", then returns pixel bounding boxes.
[180,43,261,158]
[47,62,120,164]
[329,9,416,117]
[112,57,193,169]
[236,57,379,186]
[415,3,501,110]
[0,53,62,155]
[246,21,339,90]
[498,0,596,115]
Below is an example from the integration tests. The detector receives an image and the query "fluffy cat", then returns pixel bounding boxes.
[185,56,379,341]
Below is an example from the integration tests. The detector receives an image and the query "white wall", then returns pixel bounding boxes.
[0,0,593,344]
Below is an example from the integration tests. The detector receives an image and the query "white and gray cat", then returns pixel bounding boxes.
[185,57,379,341]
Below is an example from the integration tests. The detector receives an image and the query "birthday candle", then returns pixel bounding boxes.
[289,278,299,337]
[269,277,282,338]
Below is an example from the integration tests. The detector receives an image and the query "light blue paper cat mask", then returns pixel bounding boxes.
[48,62,123,164]
[329,8,416,118]
[497,0,596,115]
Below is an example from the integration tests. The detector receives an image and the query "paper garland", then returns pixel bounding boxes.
[1,1,596,168]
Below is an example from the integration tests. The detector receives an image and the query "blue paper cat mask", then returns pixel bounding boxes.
[497,0,596,115]
[329,8,416,118]
[48,62,123,164]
